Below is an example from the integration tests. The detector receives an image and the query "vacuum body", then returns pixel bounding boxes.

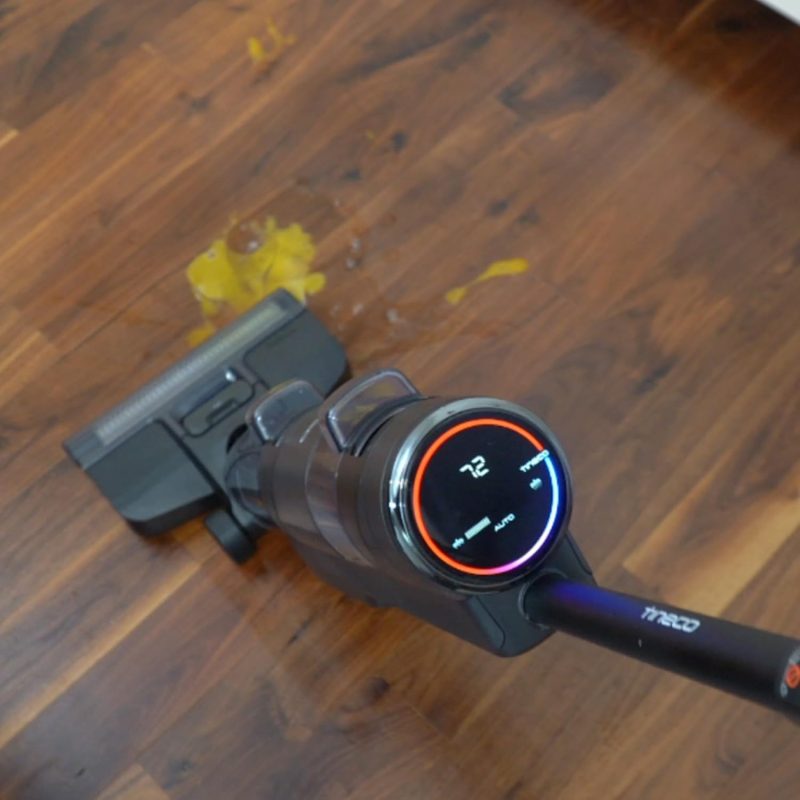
[228,370,593,655]
[65,293,800,720]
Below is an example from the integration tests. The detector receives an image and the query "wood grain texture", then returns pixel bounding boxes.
[0,1,799,798]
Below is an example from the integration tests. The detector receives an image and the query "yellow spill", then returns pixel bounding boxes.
[186,320,218,348]
[445,258,529,305]
[187,217,325,345]
[247,18,296,71]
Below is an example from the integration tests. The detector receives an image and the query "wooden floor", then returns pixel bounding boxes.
[1,0,799,797]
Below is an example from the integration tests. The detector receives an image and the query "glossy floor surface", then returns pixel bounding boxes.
[1,1,799,798]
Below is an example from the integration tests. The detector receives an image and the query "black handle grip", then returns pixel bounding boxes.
[524,575,800,720]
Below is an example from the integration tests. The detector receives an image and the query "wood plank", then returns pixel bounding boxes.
[0,522,199,750]
[0,0,198,128]
[96,765,170,800]
[0,305,58,408]
[139,664,472,800]
[0,548,284,799]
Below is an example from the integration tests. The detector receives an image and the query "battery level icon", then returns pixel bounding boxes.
[465,516,491,540]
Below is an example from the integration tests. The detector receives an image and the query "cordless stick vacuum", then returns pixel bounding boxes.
[65,292,800,721]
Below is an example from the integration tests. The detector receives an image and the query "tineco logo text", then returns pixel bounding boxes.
[641,606,701,633]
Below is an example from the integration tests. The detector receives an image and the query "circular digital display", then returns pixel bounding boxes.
[409,414,568,579]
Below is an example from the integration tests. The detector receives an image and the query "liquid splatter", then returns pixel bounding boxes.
[247,18,296,72]
[187,216,325,344]
[445,258,529,305]
[346,236,364,269]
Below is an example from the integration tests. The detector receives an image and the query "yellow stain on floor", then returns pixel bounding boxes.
[186,217,325,345]
[247,18,296,72]
[445,258,529,305]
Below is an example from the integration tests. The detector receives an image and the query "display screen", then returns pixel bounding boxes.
[409,414,568,578]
